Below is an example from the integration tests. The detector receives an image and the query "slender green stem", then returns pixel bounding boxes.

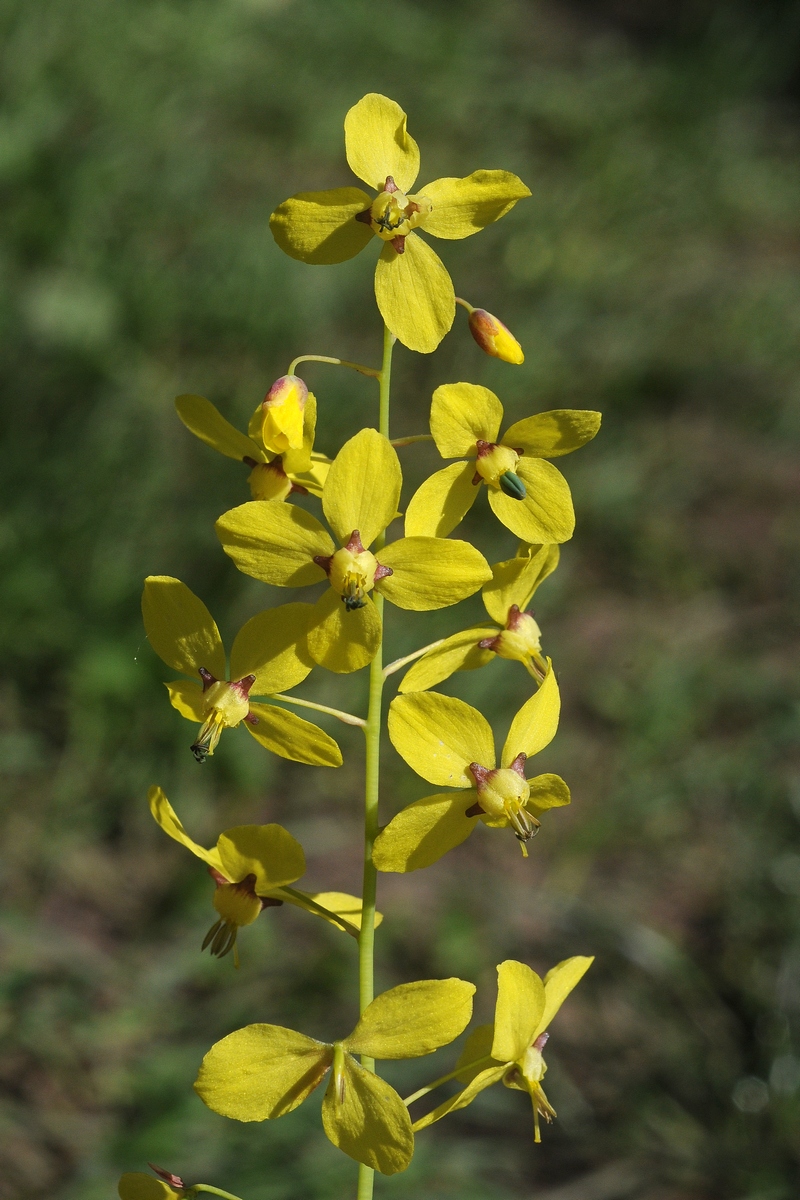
[356,325,395,1200]
[271,692,366,727]
[190,1187,245,1200]
[288,353,381,379]
[454,296,475,313]
[382,638,447,678]
[389,433,434,448]
[402,1054,495,1107]
[279,886,360,937]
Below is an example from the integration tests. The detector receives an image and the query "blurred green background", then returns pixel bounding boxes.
[2,0,800,1197]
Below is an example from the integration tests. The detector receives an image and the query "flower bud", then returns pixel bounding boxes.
[467,307,524,365]
[261,374,307,454]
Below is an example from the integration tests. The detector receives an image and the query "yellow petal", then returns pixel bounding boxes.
[454,1023,497,1084]
[389,692,495,786]
[491,960,545,1064]
[502,409,602,458]
[142,576,226,678]
[216,501,333,587]
[487,457,575,544]
[377,536,492,610]
[216,823,305,892]
[421,170,531,239]
[322,428,402,548]
[306,588,381,674]
[398,627,496,693]
[527,773,571,813]
[501,662,560,764]
[375,233,454,354]
[403,461,479,538]
[344,93,420,192]
[175,393,265,462]
[165,679,204,721]
[373,791,480,872]
[411,1063,507,1131]
[246,701,343,767]
[288,452,330,498]
[430,382,503,458]
[533,956,594,1040]
[118,1173,180,1200]
[269,188,374,264]
[194,1023,331,1120]
[147,785,223,870]
[345,978,475,1059]
[321,1053,413,1176]
[278,889,383,932]
[230,602,314,694]
[282,393,318,476]
[482,545,560,625]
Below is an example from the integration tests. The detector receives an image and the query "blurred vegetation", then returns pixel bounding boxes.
[2,0,800,1197]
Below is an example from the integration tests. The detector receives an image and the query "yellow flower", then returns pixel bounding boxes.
[174,388,330,502]
[215,428,492,674]
[412,956,593,1142]
[399,543,559,693]
[149,787,375,965]
[141,576,342,766]
[373,666,569,871]
[119,1173,184,1200]
[405,383,602,543]
[269,93,530,354]
[194,977,475,1175]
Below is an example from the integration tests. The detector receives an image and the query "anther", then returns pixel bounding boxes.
[499,470,526,500]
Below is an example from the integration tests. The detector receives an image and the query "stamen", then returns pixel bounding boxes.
[499,470,526,500]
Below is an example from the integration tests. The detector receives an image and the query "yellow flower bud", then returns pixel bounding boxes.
[118,1173,182,1200]
[261,374,307,454]
[467,306,524,364]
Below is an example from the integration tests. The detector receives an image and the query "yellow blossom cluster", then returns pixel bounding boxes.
[123,94,601,1198]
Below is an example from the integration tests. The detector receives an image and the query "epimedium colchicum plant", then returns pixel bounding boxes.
[121,94,600,1200]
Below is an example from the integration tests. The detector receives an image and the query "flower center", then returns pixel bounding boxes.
[191,672,256,763]
[469,756,539,854]
[247,459,293,502]
[202,873,272,968]
[368,176,432,241]
[473,440,526,498]
[329,546,378,610]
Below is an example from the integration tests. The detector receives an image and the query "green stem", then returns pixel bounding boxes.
[356,325,395,1200]
[189,1187,245,1200]
[382,638,447,679]
[288,353,381,379]
[402,1054,495,1107]
[389,433,434,448]
[271,692,366,727]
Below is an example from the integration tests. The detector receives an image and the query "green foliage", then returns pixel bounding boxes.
[2,0,800,1197]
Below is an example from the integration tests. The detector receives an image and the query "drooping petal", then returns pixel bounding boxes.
[321,1053,413,1176]
[175,393,265,462]
[429,382,503,458]
[502,410,602,459]
[481,544,560,625]
[230,603,314,695]
[323,428,402,548]
[216,824,305,892]
[377,536,491,610]
[533,956,594,1041]
[344,93,420,193]
[281,391,318,476]
[269,188,374,264]
[487,457,575,544]
[345,979,475,1060]
[403,461,479,538]
[277,889,383,932]
[375,233,455,355]
[420,170,531,239]
[216,501,334,587]
[454,1023,498,1084]
[288,452,330,498]
[194,1023,331,1121]
[164,679,204,721]
[501,663,560,764]
[306,588,382,674]
[388,691,495,787]
[148,785,223,871]
[527,773,571,813]
[411,1063,507,1131]
[246,701,343,767]
[398,627,496,694]
[142,576,226,678]
[491,960,546,1064]
[372,791,480,872]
